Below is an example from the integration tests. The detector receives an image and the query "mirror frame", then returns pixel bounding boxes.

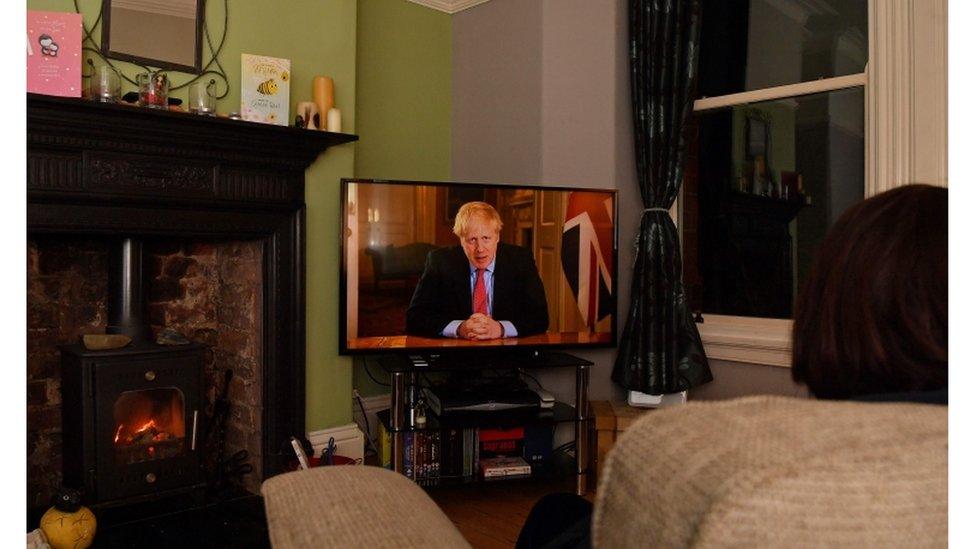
[100,0,204,74]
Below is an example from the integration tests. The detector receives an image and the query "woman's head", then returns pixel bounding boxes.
[791,184,947,399]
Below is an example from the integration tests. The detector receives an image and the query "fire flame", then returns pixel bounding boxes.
[136,419,158,434]
[113,389,185,448]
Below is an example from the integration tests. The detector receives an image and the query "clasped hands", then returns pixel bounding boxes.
[458,313,504,340]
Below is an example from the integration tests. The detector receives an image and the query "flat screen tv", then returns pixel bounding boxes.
[339,179,618,354]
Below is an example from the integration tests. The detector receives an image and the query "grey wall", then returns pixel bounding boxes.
[452,0,543,183]
[690,361,807,400]
[452,0,805,408]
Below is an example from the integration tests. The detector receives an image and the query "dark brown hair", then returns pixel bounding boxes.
[792,184,947,399]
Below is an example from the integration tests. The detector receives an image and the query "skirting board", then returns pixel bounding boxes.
[353,393,391,448]
[307,423,365,464]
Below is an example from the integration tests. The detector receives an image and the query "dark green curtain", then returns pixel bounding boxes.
[612,0,712,394]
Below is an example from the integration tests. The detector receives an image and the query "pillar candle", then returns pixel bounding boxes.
[312,76,334,130]
[326,108,342,132]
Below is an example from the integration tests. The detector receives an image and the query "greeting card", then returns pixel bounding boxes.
[241,54,290,126]
[27,11,82,97]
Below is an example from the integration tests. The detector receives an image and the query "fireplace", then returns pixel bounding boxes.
[26,94,357,514]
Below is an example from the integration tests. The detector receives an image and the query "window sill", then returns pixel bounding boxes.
[697,314,792,368]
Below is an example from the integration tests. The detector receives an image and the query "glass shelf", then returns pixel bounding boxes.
[377,402,578,433]
[372,351,593,373]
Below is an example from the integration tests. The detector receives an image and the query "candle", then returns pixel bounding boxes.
[312,76,334,130]
[326,108,341,132]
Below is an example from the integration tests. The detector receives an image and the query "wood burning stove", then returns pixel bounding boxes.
[60,237,207,506]
[60,343,206,505]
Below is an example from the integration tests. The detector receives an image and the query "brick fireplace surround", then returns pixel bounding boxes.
[28,237,263,506]
[26,94,356,516]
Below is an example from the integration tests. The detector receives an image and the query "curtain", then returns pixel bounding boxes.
[612,0,712,394]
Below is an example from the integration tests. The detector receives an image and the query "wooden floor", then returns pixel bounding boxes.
[428,477,589,549]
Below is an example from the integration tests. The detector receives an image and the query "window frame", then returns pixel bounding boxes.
[680,0,947,368]
[683,73,866,368]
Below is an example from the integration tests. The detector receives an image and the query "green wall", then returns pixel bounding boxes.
[355,0,451,180]
[28,0,359,431]
[353,0,452,396]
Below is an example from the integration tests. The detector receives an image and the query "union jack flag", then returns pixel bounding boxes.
[561,192,614,329]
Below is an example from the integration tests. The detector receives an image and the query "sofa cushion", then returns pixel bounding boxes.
[262,465,471,548]
[592,396,947,548]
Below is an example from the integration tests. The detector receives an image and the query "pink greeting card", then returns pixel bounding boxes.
[27,11,82,97]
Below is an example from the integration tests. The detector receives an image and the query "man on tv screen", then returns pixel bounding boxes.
[406,201,549,339]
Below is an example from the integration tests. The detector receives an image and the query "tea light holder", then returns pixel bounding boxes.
[137,71,169,109]
[188,80,217,115]
[90,65,121,103]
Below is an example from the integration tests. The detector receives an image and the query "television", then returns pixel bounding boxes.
[339,178,618,354]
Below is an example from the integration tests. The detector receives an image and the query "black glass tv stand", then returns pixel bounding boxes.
[372,351,594,495]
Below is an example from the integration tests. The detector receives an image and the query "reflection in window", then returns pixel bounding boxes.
[699,0,867,97]
[682,88,864,318]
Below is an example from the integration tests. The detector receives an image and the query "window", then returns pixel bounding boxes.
[682,0,869,365]
[676,0,946,366]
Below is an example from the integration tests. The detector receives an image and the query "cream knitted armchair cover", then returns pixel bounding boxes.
[592,396,947,548]
[262,465,471,549]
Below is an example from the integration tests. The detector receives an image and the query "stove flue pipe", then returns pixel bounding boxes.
[106,237,152,343]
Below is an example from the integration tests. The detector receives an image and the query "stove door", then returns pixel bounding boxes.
[93,354,203,502]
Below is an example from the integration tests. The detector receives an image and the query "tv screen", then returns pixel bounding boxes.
[340,179,618,354]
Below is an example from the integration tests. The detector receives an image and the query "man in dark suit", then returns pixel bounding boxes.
[406,202,549,339]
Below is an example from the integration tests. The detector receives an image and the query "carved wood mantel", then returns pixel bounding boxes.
[27,93,358,478]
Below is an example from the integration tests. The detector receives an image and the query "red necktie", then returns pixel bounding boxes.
[472,269,488,314]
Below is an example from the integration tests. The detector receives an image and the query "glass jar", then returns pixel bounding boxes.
[137,72,169,109]
[91,65,121,103]
[187,80,216,115]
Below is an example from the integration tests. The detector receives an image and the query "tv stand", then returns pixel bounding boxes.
[374,351,593,495]
[403,349,578,370]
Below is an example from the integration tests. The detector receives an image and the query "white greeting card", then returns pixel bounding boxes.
[241,54,290,126]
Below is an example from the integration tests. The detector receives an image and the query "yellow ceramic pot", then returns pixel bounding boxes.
[39,489,97,549]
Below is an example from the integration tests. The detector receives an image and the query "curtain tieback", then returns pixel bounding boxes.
[642,207,671,216]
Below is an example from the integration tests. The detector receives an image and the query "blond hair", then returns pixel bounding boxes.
[453,201,503,237]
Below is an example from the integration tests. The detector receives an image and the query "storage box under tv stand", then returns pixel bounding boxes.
[373,351,593,495]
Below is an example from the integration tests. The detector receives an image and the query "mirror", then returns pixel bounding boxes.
[101,0,203,73]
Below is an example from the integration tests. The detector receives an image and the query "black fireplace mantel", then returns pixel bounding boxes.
[27,93,358,478]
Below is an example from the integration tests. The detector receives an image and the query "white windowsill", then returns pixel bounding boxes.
[697,314,792,368]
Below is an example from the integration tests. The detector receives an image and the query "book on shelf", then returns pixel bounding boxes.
[390,420,555,483]
[472,428,480,475]
[417,432,425,482]
[418,432,428,484]
[481,456,532,479]
[378,421,392,469]
[441,428,456,477]
[462,428,474,478]
[430,431,440,482]
[403,432,415,479]
[480,427,525,457]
